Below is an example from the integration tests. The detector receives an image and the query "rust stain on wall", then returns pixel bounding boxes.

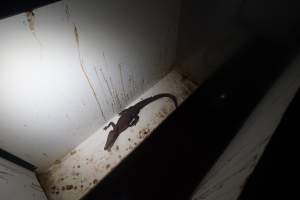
[74,25,80,45]
[26,11,35,32]
[74,24,106,121]
[25,10,43,54]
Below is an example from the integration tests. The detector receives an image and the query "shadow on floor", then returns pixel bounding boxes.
[83,38,296,200]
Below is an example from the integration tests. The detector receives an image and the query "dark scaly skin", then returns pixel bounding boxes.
[103,93,178,151]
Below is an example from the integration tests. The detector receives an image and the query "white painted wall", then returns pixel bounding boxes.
[0,0,180,171]
[0,157,47,200]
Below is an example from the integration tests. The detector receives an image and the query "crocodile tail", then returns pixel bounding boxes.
[150,93,178,107]
[133,93,178,111]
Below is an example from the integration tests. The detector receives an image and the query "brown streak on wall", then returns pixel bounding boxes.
[73,24,106,121]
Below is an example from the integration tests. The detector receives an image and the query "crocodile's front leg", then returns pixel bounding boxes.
[104,122,116,131]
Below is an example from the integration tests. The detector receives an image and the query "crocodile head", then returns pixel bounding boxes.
[104,130,119,151]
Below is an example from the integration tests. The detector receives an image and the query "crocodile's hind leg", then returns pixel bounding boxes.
[104,122,116,130]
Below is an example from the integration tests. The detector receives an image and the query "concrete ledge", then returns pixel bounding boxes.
[38,70,197,200]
